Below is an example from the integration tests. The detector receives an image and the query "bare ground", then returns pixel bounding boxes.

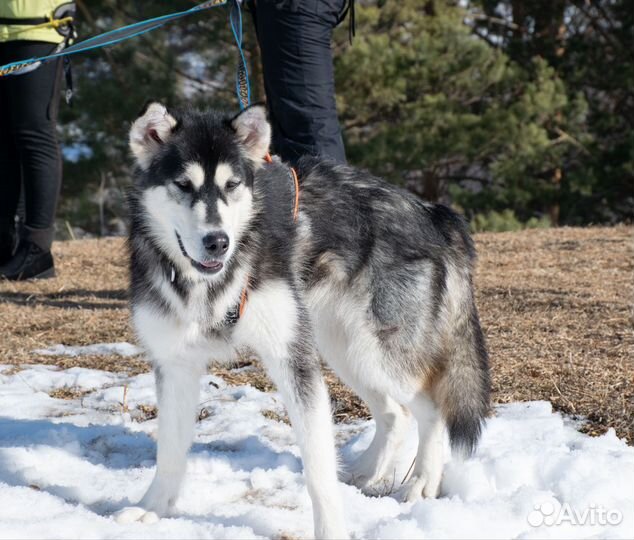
[0,226,632,442]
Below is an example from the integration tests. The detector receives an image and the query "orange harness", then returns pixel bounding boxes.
[264,152,300,221]
[237,153,299,318]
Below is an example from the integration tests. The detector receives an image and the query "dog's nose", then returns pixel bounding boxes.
[202,231,229,256]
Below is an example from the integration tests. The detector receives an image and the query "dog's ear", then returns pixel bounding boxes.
[230,105,271,166]
[129,102,178,170]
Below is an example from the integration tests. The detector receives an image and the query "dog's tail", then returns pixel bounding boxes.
[435,273,491,458]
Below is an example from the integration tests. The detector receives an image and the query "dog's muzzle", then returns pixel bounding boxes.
[175,231,225,274]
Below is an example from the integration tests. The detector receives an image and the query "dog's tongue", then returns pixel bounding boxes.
[201,260,222,269]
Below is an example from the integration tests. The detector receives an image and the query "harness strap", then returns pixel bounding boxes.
[222,277,248,325]
[0,8,77,98]
[290,166,300,222]
[230,152,299,323]
[238,277,249,318]
[0,16,74,35]
[264,152,299,222]
[0,17,49,25]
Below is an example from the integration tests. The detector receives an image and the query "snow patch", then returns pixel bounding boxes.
[33,342,143,357]
[0,364,631,539]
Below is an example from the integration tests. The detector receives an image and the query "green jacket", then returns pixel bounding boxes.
[0,1,71,43]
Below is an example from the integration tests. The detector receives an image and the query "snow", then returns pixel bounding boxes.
[0,359,632,539]
[32,342,143,357]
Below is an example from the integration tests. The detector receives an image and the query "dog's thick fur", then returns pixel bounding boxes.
[116,103,490,538]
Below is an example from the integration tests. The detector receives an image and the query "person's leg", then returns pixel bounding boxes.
[0,40,62,279]
[6,41,63,249]
[0,43,23,263]
[251,0,347,165]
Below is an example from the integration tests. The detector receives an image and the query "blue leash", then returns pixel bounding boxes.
[0,0,251,109]
[229,0,251,109]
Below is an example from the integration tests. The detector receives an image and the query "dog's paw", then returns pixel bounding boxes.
[344,453,378,479]
[341,456,384,489]
[360,476,399,497]
[115,476,174,524]
[341,468,398,497]
[315,517,350,540]
[114,506,160,525]
[393,473,441,502]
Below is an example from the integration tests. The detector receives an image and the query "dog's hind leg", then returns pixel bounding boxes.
[315,321,408,494]
[115,362,203,523]
[344,390,409,494]
[394,391,445,502]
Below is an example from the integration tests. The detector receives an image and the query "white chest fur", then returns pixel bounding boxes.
[133,268,251,368]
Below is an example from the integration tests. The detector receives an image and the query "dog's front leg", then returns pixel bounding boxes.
[238,282,348,539]
[116,362,203,524]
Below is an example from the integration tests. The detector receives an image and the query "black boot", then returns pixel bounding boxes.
[0,240,55,280]
[0,229,16,265]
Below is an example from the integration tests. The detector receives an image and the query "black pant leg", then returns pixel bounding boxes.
[0,44,23,233]
[251,0,346,165]
[1,41,62,250]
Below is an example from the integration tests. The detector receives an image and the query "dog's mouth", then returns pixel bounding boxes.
[175,231,224,274]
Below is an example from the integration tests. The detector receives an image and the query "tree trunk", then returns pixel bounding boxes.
[422,170,440,202]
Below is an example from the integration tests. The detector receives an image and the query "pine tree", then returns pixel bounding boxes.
[334,0,589,225]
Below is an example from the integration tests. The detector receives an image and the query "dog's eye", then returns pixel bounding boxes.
[225,179,242,191]
[174,179,193,192]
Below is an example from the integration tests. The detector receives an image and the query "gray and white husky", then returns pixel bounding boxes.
[116,103,490,538]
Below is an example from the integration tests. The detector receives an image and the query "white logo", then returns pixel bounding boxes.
[527,501,622,527]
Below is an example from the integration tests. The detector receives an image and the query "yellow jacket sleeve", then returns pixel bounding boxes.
[0,1,72,44]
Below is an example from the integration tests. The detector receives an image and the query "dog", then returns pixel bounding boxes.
[115,103,490,538]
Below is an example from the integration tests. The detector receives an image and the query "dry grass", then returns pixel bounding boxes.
[475,226,633,441]
[133,404,158,422]
[0,226,632,442]
[262,409,290,425]
[48,386,91,400]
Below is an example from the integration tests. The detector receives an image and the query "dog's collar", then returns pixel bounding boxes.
[226,276,249,325]
[169,265,249,327]
[223,282,248,325]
